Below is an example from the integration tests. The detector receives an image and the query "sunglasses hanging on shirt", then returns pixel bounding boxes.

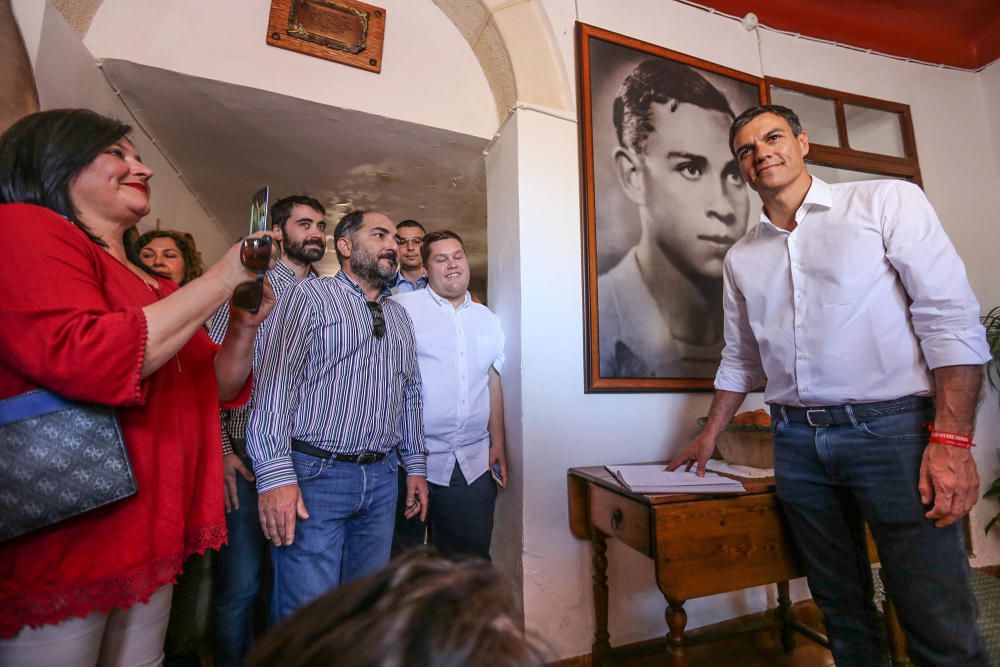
[366,301,385,339]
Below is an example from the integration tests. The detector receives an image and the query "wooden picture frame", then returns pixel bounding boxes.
[576,23,767,393]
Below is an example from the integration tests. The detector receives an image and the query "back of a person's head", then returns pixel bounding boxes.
[246,551,549,667]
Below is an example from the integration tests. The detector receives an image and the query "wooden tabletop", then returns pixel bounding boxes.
[568,462,776,505]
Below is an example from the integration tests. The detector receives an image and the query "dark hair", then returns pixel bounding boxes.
[0,109,132,247]
[245,551,549,667]
[396,219,425,234]
[729,104,804,154]
[131,229,205,285]
[420,229,465,266]
[613,59,733,155]
[271,194,326,231]
[333,209,368,261]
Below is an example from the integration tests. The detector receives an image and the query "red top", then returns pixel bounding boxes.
[0,204,245,637]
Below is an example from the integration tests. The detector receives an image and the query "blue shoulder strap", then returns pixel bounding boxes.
[0,390,74,425]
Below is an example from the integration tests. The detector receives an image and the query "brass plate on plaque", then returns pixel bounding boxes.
[267,0,386,74]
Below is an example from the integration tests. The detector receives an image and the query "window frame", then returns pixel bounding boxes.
[765,77,922,186]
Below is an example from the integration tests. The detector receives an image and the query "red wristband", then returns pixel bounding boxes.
[929,430,973,445]
[929,436,974,448]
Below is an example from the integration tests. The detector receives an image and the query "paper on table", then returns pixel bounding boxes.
[705,460,774,479]
[606,465,745,494]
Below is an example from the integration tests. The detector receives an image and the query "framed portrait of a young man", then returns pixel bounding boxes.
[577,23,767,393]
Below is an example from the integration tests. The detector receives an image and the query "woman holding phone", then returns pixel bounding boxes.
[0,109,273,665]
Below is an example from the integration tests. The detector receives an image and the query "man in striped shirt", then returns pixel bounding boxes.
[248,210,428,620]
[208,195,327,666]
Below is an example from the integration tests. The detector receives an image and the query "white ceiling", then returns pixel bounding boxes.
[101,59,489,295]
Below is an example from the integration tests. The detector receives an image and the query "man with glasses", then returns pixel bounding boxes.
[391,219,428,294]
[208,195,327,666]
[387,219,429,552]
[248,210,428,621]
[393,230,507,560]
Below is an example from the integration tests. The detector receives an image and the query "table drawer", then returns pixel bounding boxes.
[590,485,651,556]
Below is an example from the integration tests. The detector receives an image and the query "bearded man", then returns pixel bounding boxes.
[209,194,328,664]
[248,210,428,620]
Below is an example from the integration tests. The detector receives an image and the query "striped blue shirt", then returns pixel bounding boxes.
[208,259,300,455]
[247,270,426,493]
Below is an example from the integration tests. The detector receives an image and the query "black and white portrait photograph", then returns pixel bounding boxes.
[578,23,766,392]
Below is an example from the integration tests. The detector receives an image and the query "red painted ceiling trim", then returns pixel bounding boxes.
[692,0,1000,70]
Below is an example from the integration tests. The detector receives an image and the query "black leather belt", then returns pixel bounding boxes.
[772,395,933,427]
[291,438,386,465]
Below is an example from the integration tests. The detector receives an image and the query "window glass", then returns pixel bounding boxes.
[770,87,839,146]
[807,163,907,184]
[844,104,906,157]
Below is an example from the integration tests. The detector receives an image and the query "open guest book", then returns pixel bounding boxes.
[606,465,745,494]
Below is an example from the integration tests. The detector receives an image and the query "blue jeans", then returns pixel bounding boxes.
[270,451,398,622]
[212,456,268,667]
[772,404,988,667]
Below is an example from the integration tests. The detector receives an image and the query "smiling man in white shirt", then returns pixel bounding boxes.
[670,105,991,666]
[393,230,507,559]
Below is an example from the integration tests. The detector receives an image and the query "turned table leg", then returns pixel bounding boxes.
[665,597,688,667]
[591,531,615,666]
[883,597,911,666]
[776,580,796,654]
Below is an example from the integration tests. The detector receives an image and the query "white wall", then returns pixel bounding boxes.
[506,0,1000,659]
[485,110,526,613]
[11,0,228,260]
[84,0,497,140]
[980,60,1000,200]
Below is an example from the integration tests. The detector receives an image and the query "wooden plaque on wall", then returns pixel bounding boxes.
[267,0,386,74]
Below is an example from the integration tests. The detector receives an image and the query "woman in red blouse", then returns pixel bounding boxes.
[0,109,273,664]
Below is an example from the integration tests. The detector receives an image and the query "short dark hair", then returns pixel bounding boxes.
[420,229,465,266]
[613,59,734,155]
[729,104,804,155]
[245,551,549,667]
[0,109,132,247]
[333,209,368,261]
[396,219,425,234]
[131,229,205,285]
[271,195,325,231]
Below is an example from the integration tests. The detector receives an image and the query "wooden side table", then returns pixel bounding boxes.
[567,465,824,666]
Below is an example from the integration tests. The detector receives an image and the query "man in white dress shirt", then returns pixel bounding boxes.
[393,230,507,559]
[670,105,990,666]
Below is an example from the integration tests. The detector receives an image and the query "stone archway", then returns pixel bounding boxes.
[51,0,572,123]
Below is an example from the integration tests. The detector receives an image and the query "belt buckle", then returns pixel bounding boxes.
[806,409,826,427]
[357,452,377,465]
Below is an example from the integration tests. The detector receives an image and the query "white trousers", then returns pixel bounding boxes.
[0,584,173,667]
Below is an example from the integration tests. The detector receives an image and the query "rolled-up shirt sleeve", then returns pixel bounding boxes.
[247,283,315,493]
[715,254,766,393]
[880,181,990,369]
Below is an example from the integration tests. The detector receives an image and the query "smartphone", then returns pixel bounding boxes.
[249,186,269,235]
[491,463,504,486]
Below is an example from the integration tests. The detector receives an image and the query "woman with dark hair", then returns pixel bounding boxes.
[0,109,273,664]
[134,229,206,286]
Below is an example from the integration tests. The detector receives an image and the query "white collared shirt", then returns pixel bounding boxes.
[715,177,990,406]
[392,287,505,485]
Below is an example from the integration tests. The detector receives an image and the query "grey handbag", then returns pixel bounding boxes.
[0,389,137,542]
